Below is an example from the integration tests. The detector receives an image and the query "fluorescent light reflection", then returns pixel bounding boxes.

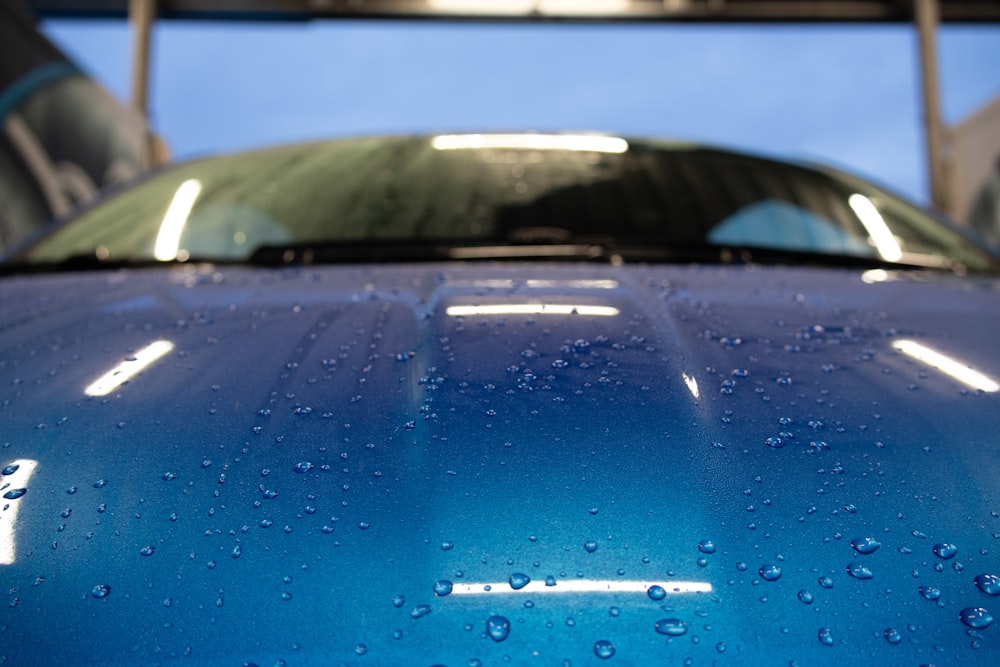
[848,194,902,262]
[892,339,999,393]
[445,280,517,289]
[428,0,630,14]
[538,0,631,15]
[861,268,891,284]
[447,278,618,289]
[154,179,202,261]
[447,304,619,317]
[431,133,628,154]
[429,0,533,14]
[84,340,175,397]
[444,280,618,290]
[525,279,618,289]
[451,580,711,596]
[682,373,700,399]
[1,459,38,565]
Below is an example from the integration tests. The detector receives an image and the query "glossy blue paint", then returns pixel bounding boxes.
[1,262,999,665]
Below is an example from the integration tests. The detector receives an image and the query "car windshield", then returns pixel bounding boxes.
[15,133,998,272]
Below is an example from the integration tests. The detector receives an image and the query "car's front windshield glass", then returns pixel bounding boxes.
[19,134,997,271]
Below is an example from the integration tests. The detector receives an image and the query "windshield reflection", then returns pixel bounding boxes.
[431,133,628,153]
[153,179,202,261]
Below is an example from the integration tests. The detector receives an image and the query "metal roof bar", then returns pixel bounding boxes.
[23,0,1000,23]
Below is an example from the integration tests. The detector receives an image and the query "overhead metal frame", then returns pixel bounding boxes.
[26,0,1000,210]
[22,1,1000,22]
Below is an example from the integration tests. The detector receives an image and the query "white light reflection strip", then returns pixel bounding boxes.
[451,580,711,595]
[84,340,175,397]
[538,0,631,15]
[429,0,534,14]
[861,268,890,284]
[892,339,999,393]
[445,280,516,289]
[446,304,619,317]
[430,0,631,15]
[431,133,628,154]
[1,459,38,565]
[526,279,619,289]
[848,194,902,262]
[682,373,700,399]
[154,179,202,261]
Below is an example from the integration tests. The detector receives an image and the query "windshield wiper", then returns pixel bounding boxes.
[0,253,240,276]
[248,240,618,265]
[2,241,976,275]
[247,239,978,272]
[446,244,606,260]
[686,245,969,272]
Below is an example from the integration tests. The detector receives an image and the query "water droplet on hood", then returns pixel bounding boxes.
[850,537,881,555]
[91,584,111,598]
[509,573,530,590]
[647,585,666,600]
[974,574,1000,596]
[959,607,994,629]
[918,585,941,600]
[434,580,453,596]
[933,543,958,559]
[487,615,510,642]
[846,563,873,579]
[758,564,782,581]
[654,618,688,636]
[593,639,615,659]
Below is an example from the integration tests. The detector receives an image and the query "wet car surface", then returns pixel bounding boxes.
[2,134,1000,665]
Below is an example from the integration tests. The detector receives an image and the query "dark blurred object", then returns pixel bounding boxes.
[968,156,1000,248]
[0,0,157,254]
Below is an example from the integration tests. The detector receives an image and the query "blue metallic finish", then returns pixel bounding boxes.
[1,262,998,665]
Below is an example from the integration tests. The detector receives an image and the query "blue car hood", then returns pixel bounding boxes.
[2,263,999,665]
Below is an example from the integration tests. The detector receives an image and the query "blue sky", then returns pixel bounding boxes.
[42,19,1000,204]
